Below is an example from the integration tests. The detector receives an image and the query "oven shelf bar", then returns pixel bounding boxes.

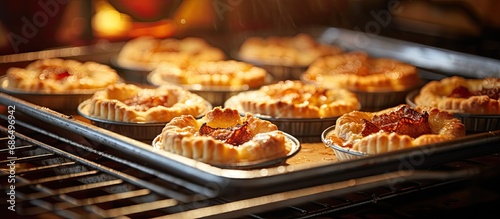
[0,126,211,218]
[164,168,486,219]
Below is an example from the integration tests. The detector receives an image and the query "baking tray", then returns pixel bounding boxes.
[317,27,500,79]
[2,27,500,193]
[3,91,500,194]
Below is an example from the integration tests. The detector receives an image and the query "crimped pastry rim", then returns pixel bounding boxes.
[233,49,310,68]
[78,99,212,125]
[109,55,154,72]
[300,74,424,94]
[111,54,154,72]
[147,70,275,92]
[407,89,500,117]
[225,95,343,121]
[0,76,112,95]
[151,131,301,169]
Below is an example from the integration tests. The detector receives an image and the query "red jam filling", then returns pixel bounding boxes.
[199,122,252,146]
[38,65,71,81]
[361,105,432,138]
[39,65,72,80]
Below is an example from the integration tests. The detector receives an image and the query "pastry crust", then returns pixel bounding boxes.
[239,33,343,66]
[302,51,421,92]
[415,76,500,114]
[156,107,290,165]
[88,83,210,123]
[117,36,226,70]
[151,60,268,88]
[225,80,360,118]
[6,58,120,93]
[325,104,465,155]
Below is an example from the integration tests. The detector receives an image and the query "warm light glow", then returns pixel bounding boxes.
[91,0,178,39]
[92,1,132,38]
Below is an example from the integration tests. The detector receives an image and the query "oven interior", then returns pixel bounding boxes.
[2,1,500,218]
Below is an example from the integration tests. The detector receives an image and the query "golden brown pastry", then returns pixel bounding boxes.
[151,60,268,88]
[88,83,210,123]
[415,76,500,114]
[6,58,120,93]
[225,80,360,118]
[239,33,343,66]
[325,104,465,155]
[155,107,291,165]
[117,36,226,70]
[302,51,421,92]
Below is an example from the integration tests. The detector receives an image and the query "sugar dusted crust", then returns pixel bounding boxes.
[117,36,225,70]
[6,58,120,93]
[415,76,500,114]
[239,33,343,66]
[88,83,209,123]
[302,52,421,92]
[326,104,465,155]
[156,107,290,165]
[226,80,360,118]
[151,60,268,88]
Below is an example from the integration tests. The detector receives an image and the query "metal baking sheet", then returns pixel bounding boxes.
[2,92,500,193]
[317,27,500,78]
[2,27,500,193]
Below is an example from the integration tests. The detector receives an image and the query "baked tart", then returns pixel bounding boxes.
[5,58,120,93]
[238,33,343,66]
[324,104,465,156]
[302,51,422,111]
[415,76,500,114]
[150,60,268,88]
[225,80,360,118]
[87,83,210,123]
[155,107,291,165]
[302,51,420,92]
[116,36,226,70]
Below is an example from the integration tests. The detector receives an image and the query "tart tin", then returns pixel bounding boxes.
[110,55,152,84]
[152,131,301,170]
[352,88,416,112]
[321,125,368,161]
[234,55,308,81]
[300,74,421,112]
[77,99,212,142]
[224,95,342,143]
[147,69,273,107]
[0,76,101,113]
[406,89,500,133]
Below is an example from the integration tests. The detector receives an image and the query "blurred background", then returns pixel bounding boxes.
[0,0,500,59]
